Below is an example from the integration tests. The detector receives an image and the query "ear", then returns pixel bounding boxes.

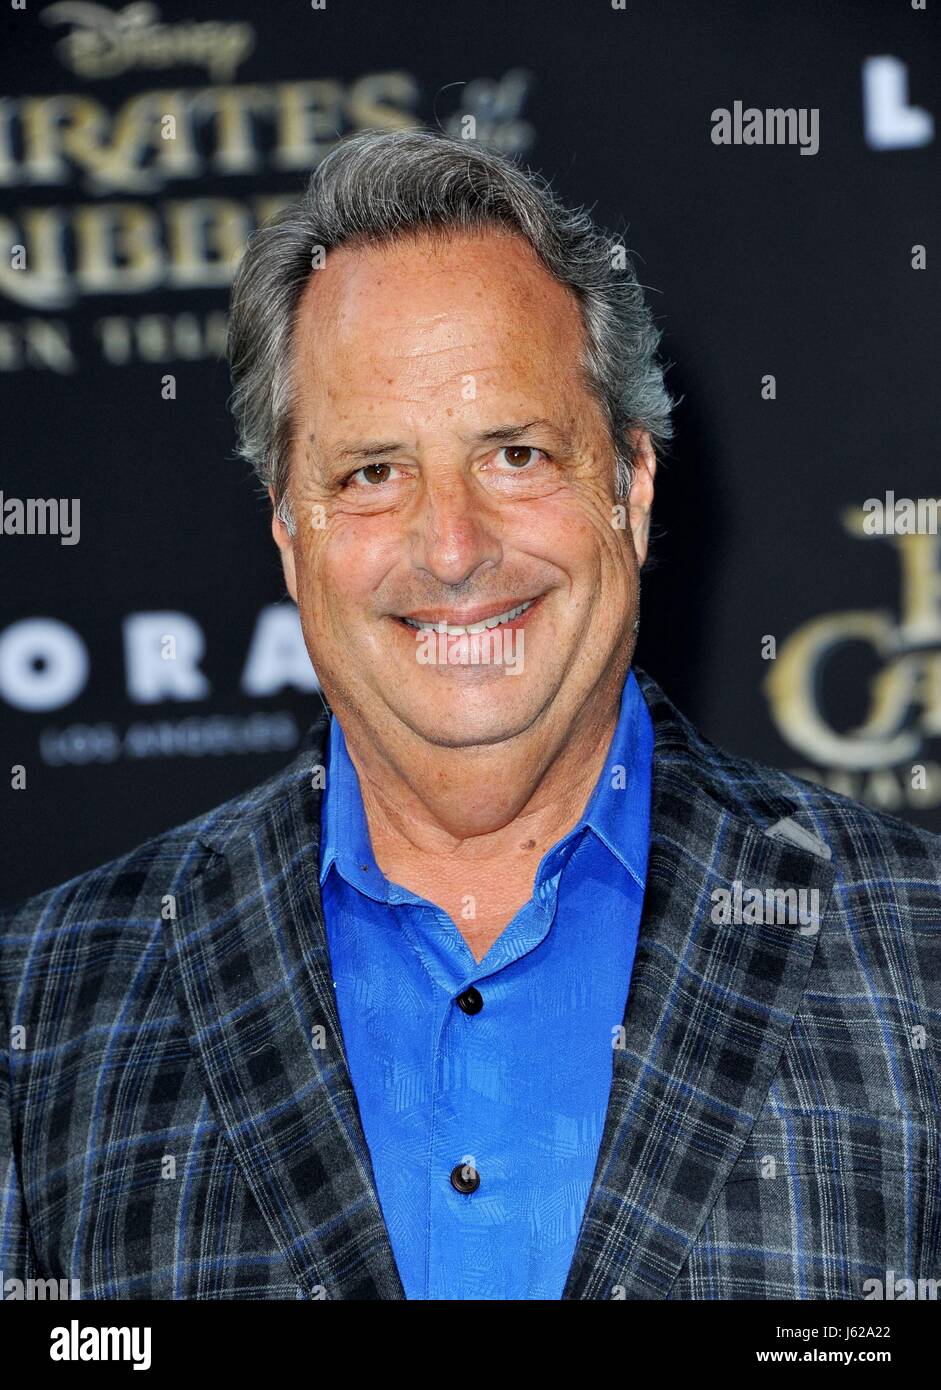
[268,485,298,602]
[624,428,657,568]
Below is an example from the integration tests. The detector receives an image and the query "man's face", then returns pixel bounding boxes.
[275,228,655,750]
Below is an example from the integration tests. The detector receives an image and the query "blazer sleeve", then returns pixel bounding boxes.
[0,984,38,1284]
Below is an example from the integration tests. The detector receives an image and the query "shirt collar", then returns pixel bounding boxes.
[319,667,653,895]
[319,703,378,892]
[569,666,653,889]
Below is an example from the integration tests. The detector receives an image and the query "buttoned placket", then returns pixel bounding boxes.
[386,838,580,1297]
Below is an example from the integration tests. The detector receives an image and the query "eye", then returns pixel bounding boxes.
[494,446,548,470]
[346,462,401,487]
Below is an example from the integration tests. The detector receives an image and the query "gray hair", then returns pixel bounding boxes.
[227,127,675,534]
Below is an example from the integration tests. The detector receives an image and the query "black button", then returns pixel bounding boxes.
[455,987,483,1015]
[450,1162,480,1195]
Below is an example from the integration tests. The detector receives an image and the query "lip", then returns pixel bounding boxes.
[393,594,544,630]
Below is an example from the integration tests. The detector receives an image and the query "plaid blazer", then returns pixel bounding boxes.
[2,668,939,1300]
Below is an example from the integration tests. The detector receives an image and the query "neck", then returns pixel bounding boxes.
[337,668,628,871]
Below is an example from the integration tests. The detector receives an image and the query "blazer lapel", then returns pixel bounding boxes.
[562,672,836,1299]
[164,708,405,1301]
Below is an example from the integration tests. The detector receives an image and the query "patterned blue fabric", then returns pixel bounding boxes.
[319,669,654,1298]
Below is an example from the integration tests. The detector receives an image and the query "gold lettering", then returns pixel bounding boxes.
[766,610,918,767]
[0,206,69,307]
[164,199,251,287]
[894,532,941,645]
[859,652,941,740]
[844,505,941,645]
[19,96,107,186]
[347,73,420,131]
[0,74,422,193]
[193,86,272,174]
[73,203,163,294]
[273,81,345,169]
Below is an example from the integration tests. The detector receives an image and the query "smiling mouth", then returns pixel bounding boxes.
[396,598,537,636]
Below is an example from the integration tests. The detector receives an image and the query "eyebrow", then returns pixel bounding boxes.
[322,418,573,468]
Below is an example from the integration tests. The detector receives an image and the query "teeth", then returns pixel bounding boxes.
[403,599,533,635]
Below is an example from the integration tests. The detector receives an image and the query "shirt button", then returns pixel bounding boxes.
[455,986,483,1015]
[450,1162,481,1195]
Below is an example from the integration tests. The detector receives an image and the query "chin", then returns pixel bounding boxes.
[400,685,548,749]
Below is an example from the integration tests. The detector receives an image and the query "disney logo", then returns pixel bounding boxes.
[41,1,255,83]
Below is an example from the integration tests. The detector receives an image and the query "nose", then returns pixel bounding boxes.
[407,468,503,587]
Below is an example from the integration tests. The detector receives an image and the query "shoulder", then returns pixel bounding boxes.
[0,745,321,1009]
[706,730,941,906]
[647,694,941,1054]
[636,666,941,880]
[731,750,941,883]
[697,746,941,996]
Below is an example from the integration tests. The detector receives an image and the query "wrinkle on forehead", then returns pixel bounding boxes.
[291,227,588,381]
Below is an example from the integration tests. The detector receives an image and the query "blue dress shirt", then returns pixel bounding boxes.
[319,668,654,1299]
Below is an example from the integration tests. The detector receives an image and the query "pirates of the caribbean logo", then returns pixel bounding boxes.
[766,504,941,811]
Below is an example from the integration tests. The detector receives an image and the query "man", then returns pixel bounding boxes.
[2,129,939,1302]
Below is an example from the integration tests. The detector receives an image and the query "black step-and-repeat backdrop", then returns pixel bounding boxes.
[1,0,939,907]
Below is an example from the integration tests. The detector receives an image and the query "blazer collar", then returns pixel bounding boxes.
[164,667,834,1300]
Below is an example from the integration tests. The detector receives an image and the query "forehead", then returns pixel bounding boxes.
[289,227,590,411]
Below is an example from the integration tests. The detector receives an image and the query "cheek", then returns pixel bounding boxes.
[523,491,627,575]
[297,521,391,621]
